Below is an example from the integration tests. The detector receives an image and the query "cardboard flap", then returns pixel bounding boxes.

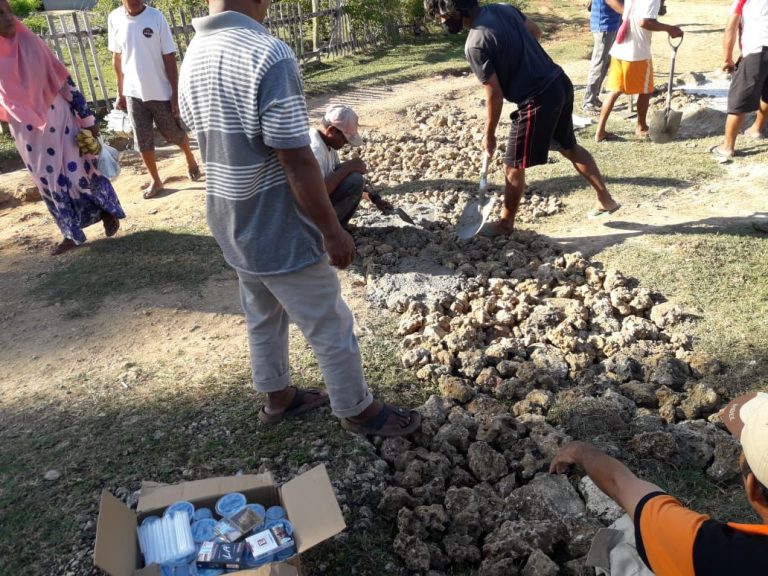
[281,465,346,553]
[238,565,299,576]
[94,491,138,576]
[137,473,274,515]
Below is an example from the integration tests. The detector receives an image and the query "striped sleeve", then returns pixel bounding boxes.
[258,58,311,150]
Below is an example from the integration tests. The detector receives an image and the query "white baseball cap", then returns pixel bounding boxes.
[722,392,768,486]
[324,104,363,147]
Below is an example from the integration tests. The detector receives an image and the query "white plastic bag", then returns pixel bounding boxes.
[97,139,121,179]
[106,108,133,134]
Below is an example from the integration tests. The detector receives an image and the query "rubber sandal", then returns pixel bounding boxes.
[102,212,120,237]
[341,403,422,438]
[709,145,733,163]
[51,238,79,256]
[595,132,622,143]
[587,204,621,220]
[143,183,164,199]
[258,387,329,424]
[744,130,766,141]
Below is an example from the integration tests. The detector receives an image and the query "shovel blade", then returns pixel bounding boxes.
[649,109,683,143]
[456,197,492,240]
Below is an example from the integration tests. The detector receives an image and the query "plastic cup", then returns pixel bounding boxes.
[215,492,246,519]
[191,518,217,544]
[141,515,161,526]
[267,519,295,561]
[164,501,195,523]
[265,506,285,522]
[193,508,213,521]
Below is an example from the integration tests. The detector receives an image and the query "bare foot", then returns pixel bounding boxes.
[635,127,650,139]
[51,238,78,256]
[478,219,514,238]
[187,164,203,182]
[142,181,164,199]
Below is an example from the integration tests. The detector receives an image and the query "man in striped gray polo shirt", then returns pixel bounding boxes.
[179,0,420,437]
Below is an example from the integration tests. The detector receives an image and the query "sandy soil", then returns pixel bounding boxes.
[1,0,764,409]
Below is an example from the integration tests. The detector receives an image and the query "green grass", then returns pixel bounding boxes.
[33,229,231,310]
[302,33,467,96]
[597,230,768,396]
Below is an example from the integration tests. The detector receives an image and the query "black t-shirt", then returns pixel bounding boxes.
[464,4,562,104]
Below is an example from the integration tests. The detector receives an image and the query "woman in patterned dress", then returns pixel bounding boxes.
[0,0,125,255]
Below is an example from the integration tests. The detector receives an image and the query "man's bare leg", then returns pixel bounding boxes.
[636,93,651,136]
[746,99,768,137]
[723,112,746,154]
[140,150,164,198]
[559,144,619,211]
[481,164,525,236]
[595,91,623,142]
[178,135,201,178]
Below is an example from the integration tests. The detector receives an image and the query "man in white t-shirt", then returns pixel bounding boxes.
[108,0,201,199]
[710,0,768,162]
[594,0,683,142]
[309,105,393,227]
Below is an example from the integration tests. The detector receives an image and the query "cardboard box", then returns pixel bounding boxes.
[94,465,346,576]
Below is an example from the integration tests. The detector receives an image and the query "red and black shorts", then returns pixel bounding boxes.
[727,47,768,114]
[504,73,578,169]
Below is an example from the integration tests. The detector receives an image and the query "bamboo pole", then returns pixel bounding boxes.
[58,15,85,94]
[44,14,64,62]
[82,12,112,111]
[71,13,99,107]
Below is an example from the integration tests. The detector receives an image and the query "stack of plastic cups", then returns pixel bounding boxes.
[267,519,296,561]
[215,492,246,519]
[265,506,285,523]
[165,501,195,523]
[246,503,266,534]
[193,508,213,522]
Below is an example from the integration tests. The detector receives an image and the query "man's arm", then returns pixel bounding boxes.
[324,158,366,195]
[722,12,741,71]
[550,441,662,519]
[483,73,504,157]
[605,0,624,14]
[275,146,356,269]
[162,52,180,116]
[113,53,126,111]
[639,18,683,38]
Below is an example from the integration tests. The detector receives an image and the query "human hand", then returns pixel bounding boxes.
[668,26,683,39]
[722,58,736,73]
[325,228,356,269]
[549,441,590,474]
[116,95,127,111]
[373,197,394,213]
[87,123,100,139]
[170,95,180,118]
[483,133,497,158]
[346,157,367,174]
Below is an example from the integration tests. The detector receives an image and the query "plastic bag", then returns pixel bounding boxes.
[97,139,121,179]
[106,108,133,134]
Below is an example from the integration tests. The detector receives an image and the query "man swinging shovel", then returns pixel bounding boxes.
[649,36,684,143]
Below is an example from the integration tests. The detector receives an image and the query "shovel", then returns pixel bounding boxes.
[365,179,416,225]
[456,151,493,240]
[650,36,684,143]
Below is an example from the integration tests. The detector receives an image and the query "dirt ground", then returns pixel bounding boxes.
[0,0,763,409]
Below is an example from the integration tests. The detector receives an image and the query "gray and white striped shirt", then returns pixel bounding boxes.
[179,11,324,275]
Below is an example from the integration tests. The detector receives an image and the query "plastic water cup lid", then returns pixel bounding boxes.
[216,492,246,518]
[266,505,285,521]
[192,518,217,543]
[141,515,160,526]
[247,503,266,517]
[193,507,213,521]
[164,500,195,521]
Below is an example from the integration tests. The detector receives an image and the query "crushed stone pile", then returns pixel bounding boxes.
[337,100,739,575]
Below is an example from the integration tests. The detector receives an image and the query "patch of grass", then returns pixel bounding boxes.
[303,34,467,96]
[33,229,231,309]
[598,229,768,396]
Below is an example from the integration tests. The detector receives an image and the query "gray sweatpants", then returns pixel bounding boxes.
[237,259,374,419]
[583,29,618,108]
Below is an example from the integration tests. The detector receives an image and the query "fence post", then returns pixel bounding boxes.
[312,0,319,53]
[57,15,85,96]
[82,12,112,112]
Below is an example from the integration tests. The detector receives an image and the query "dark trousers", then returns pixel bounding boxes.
[330,172,364,227]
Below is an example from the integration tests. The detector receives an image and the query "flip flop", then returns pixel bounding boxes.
[143,182,164,199]
[102,212,120,237]
[744,130,766,141]
[595,132,622,143]
[587,204,621,220]
[709,145,733,163]
[341,403,422,438]
[258,387,329,424]
[51,238,79,256]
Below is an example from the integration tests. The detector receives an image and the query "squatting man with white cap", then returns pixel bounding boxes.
[550,392,768,574]
[309,104,394,228]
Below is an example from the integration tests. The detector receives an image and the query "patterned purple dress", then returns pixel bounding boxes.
[8,77,125,244]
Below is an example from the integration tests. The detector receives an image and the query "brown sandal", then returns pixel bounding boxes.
[341,403,422,437]
[258,387,329,424]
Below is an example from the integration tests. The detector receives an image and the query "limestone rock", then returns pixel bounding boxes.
[468,441,509,482]
[579,476,624,524]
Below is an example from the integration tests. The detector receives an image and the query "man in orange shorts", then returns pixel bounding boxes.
[594,0,683,142]
[550,392,768,574]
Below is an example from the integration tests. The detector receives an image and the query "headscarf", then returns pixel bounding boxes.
[0,18,70,127]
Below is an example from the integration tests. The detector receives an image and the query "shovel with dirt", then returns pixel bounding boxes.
[456,151,493,240]
[650,36,684,144]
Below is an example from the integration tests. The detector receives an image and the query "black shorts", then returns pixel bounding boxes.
[504,73,578,169]
[727,47,768,114]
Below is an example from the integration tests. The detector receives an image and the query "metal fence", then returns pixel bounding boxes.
[40,0,395,111]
